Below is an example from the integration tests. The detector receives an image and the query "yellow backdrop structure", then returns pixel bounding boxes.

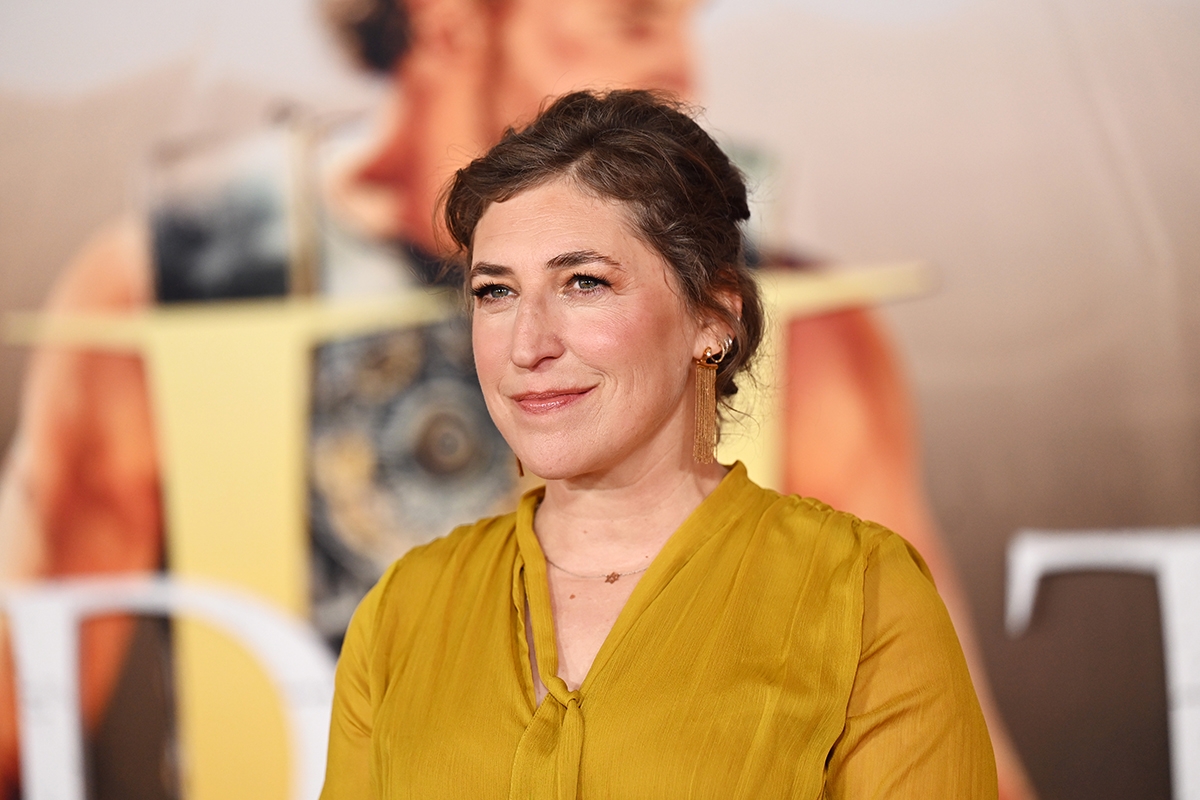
[3,261,927,800]
[719,263,932,484]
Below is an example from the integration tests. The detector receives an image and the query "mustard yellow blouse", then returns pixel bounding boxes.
[321,463,997,799]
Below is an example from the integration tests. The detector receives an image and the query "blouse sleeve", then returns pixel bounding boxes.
[825,532,999,799]
[319,579,384,800]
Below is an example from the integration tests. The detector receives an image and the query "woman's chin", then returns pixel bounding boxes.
[516,458,574,482]
[514,450,605,483]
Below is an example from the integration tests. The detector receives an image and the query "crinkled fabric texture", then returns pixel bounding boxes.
[321,463,997,799]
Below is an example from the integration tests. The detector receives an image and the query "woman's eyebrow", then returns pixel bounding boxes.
[468,262,512,279]
[469,250,621,279]
[546,249,623,270]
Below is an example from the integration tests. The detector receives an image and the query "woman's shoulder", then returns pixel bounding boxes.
[344,507,520,645]
[380,508,519,594]
[763,490,964,688]
[744,478,929,584]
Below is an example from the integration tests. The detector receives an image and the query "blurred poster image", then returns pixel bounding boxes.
[312,117,518,644]
[2,0,1033,794]
[309,322,515,642]
[147,116,518,643]
[5,0,1197,798]
[150,129,297,303]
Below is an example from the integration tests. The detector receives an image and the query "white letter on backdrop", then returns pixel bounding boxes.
[1007,530,1200,800]
[1,576,334,800]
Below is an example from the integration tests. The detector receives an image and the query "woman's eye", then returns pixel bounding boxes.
[472,284,510,301]
[572,275,605,292]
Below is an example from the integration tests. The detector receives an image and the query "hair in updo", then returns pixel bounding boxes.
[442,89,764,406]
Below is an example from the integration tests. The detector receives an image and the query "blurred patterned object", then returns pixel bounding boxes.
[146,116,517,647]
[310,118,516,642]
[309,314,515,642]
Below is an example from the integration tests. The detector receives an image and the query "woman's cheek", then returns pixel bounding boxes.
[472,321,505,387]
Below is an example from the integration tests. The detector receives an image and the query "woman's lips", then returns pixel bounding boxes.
[511,388,593,413]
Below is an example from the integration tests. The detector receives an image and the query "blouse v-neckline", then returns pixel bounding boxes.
[510,463,752,710]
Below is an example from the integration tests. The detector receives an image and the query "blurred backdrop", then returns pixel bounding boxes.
[1,0,1198,798]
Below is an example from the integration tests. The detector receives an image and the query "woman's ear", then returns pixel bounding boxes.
[719,289,743,329]
[693,289,743,359]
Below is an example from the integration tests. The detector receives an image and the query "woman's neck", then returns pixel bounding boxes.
[533,458,729,573]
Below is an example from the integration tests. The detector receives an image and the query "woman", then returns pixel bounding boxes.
[321,90,997,798]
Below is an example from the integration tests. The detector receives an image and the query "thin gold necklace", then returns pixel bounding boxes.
[543,556,650,584]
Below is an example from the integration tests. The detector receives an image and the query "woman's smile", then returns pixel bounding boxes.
[510,387,595,414]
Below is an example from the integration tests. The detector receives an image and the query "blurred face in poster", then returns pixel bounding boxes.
[346,0,698,250]
[488,0,695,124]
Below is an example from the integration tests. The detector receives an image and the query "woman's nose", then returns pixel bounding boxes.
[509,296,564,369]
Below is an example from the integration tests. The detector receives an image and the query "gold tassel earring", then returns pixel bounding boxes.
[515,456,525,478]
[693,338,730,464]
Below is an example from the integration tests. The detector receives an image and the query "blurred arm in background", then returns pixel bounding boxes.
[0,220,162,798]
[785,307,1035,800]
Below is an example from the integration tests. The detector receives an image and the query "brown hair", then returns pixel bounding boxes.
[442,89,764,405]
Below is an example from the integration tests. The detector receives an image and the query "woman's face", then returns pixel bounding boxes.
[469,179,717,481]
